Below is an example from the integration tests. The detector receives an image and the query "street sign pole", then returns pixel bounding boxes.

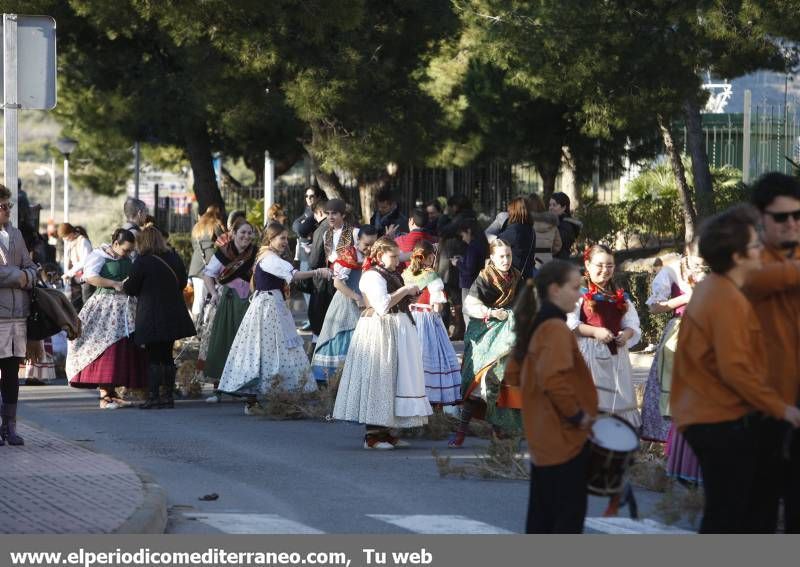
[3,14,19,226]
[264,150,274,225]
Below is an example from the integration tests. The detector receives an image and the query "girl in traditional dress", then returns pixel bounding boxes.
[199,218,256,404]
[67,229,147,409]
[218,223,327,413]
[311,225,378,386]
[333,237,432,450]
[641,244,706,485]
[449,239,522,448]
[568,244,641,428]
[402,240,461,407]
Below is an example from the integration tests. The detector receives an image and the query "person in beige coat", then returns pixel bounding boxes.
[529,194,562,269]
[0,184,38,446]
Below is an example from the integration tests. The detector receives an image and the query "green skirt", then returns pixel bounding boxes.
[460,312,522,433]
[204,287,251,381]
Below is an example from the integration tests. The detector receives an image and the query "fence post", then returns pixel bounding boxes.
[742,89,752,184]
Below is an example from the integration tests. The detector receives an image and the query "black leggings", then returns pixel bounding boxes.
[0,356,21,404]
[144,342,174,366]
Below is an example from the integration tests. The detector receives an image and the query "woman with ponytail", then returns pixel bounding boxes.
[311,226,378,386]
[514,260,598,533]
[217,223,328,414]
[567,244,641,427]
[334,237,432,449]
[402,240,461,408]
[67,228,146,409]
[449,239,522,448]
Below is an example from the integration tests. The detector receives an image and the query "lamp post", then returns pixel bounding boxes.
[33,157,56,222]
[56,137,77,223]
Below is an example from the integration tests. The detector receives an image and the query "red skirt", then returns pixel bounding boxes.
[70,337,148,389]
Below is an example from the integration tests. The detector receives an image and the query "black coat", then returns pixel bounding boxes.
[306,219,335,335]
[123,250,196,346]
[497,222,536,276]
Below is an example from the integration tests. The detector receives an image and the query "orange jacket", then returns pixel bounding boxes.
[520,318,598,466]
[743,246,800,405]
[671,274,787,429]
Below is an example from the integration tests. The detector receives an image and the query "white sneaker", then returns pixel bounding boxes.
[205,394,221,404]
[363,439,395,450]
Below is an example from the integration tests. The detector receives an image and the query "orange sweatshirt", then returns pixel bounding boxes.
[671,273,787,430]
[743,246,800,405]
[520,318,598,466]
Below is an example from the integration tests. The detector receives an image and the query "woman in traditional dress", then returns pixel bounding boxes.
[199,218,256,404]
[567,244,641,427]
[449,239,522,448]
[67,229,146,408]
[402,240,461,408]
[218,223,327,413]
[311,225,378,386]
[640,244,707,485]
[333,237,432,450]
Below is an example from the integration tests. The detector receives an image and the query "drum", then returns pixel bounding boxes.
[587,415,639,496]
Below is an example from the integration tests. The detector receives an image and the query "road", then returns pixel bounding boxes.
[18,378,689,535]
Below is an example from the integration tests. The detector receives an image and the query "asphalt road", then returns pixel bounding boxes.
[17,380,690,535]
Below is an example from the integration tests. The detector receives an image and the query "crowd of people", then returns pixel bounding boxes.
[2,172,799,535]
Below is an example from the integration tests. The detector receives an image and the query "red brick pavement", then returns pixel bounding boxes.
[0,423,144,533]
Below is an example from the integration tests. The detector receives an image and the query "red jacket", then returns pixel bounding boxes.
[395,229,438,253]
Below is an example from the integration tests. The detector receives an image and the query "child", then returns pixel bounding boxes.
[568,245,641,428]
[402,240,461,407]
[333,237,432,449]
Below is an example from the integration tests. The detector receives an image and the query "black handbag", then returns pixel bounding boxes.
[27,285,62,341]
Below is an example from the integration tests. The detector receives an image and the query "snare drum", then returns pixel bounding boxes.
[586,415,639,496]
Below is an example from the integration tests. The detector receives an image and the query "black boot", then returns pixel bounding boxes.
[162,364,176,409]
[140,364,163,409]
[0,403,24,445]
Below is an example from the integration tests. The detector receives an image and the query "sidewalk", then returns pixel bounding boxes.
[0,422,166,534]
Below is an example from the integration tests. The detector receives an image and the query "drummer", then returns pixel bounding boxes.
[512,260,598,534]
[671,205,800,533]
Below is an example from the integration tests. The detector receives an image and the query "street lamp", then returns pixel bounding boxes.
[56,137,78,224]
[33,157,56,222]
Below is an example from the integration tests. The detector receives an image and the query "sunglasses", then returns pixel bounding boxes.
[765,209,800,223]
[0,203,14,212]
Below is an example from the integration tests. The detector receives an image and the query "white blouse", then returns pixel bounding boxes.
[258,253,296,284]
[567,297,642,349]
[426,277,447,304]
[646,264,691,306]
[359,270,394,316]
[333,249,365,281]
[82,247,115,279]
[202,255,225,279]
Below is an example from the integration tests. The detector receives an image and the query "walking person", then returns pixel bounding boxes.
[672,205,800,533]
[568,244,641,428]
[528,194,562,268]
[293,187,325,331]
[123,226,196,409]
[218,223,327,413]
[450,218,490,330]
[549,192,582,260]
[0,185,37,445]
[449,239,521,448]
[514,261,597,533]
[743,173,800,532]
[67,229,147,408]
[58,223,94,309]
[189,205,226,322]
[199,218,257,402]
[333,237,432,449]
[311,226,378,386]
[496,197,536,279]
[402,241,461,407]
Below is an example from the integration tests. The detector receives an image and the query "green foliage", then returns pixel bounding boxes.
[577,196,684,251]
[169,233,193,270]
[626,159,743,201]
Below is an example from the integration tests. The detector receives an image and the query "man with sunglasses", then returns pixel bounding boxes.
[293,187,326,331]
[744,172,800,532]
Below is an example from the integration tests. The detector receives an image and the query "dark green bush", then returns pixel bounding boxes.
[615,270,671,348]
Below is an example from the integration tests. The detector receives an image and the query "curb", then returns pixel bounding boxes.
[17,416,169,535]
[113,470,168,534]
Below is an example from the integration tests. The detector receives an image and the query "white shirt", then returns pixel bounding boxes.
[65,235,94,279]
[83,247,116,279]
[646,264,691,306]
[359,270,393,316]
[0,228,9,251]
[258,253,296,283]
[567,297,642,349]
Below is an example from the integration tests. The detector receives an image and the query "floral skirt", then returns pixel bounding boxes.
[218,291,315,396]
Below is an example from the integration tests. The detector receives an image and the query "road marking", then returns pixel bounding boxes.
[584,517,692,534]
[369,514,515,534]
[183,513,324,534]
